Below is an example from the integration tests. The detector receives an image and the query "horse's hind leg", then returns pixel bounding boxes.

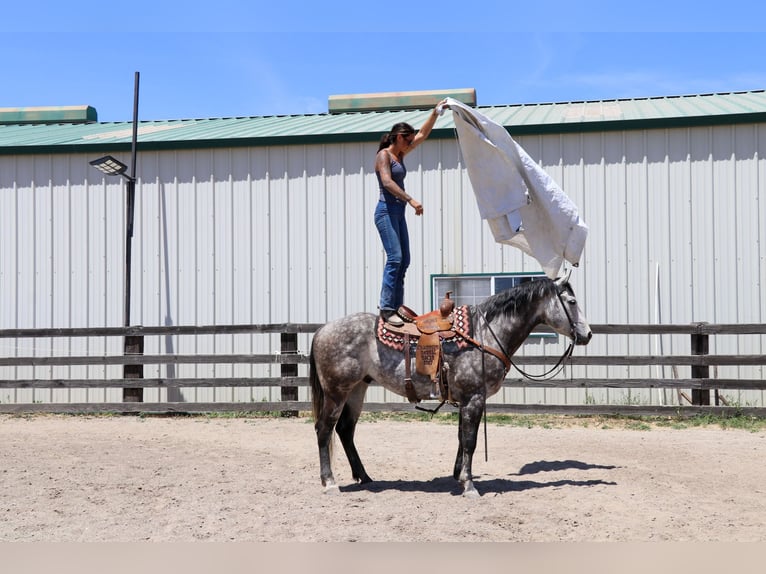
[314,391,346,494]
[336,382,372,484]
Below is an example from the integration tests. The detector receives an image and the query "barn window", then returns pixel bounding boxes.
[431,272,554,338]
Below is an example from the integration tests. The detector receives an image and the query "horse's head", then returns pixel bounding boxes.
[550,270,592,345]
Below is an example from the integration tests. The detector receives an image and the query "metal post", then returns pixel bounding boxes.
[130,71,139,186]
[124,177,135,328]
[123,71,143,403]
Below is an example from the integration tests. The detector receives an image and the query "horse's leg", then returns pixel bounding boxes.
[335,382,372,484]
[455,394,485,498]
[453,410,465,480]
[314,390,347,494]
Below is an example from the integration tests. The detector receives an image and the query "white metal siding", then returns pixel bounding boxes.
[1,123,764,406]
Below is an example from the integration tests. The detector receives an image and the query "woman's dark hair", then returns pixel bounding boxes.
[377,122,416,151]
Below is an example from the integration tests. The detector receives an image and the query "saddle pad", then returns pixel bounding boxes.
[376,305,472,352]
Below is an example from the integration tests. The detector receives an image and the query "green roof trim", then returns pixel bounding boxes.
[0,105,98,125]
[1,91,765,155]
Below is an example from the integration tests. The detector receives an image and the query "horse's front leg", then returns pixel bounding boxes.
[455,394,485,498]
[453,410,465,480]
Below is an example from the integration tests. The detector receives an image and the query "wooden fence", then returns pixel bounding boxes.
[1,323,765,417]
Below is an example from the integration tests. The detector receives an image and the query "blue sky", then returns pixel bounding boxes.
[2,2,765,122]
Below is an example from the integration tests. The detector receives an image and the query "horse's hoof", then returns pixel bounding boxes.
[323,485,340,496]
[462,486,481,499]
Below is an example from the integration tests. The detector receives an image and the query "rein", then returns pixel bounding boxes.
[451,327,510,373]
[509,340,574,381]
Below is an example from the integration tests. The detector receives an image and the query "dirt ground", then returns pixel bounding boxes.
[1,413,764,542]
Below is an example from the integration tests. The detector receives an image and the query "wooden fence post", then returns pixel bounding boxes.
[280,332,298,417]
[123,335,144,402]
[691,323,709,406]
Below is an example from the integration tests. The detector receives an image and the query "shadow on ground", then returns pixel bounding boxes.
[340,459,617,496]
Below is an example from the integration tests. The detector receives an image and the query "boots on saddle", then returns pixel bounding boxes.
[379,308,405,327]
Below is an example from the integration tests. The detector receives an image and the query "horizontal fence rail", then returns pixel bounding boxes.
[0,323,764,417]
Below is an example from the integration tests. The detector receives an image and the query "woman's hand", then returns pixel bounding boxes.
[409,198,423,216]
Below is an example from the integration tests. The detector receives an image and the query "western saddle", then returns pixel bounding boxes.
[380,292,512,404]
[383,292,458,403]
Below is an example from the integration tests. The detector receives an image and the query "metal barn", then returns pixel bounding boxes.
[1,90,765,407]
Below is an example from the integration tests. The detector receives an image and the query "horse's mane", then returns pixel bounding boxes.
[475,278,557,324]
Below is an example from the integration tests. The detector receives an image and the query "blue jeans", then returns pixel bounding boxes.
[374,200,410,312]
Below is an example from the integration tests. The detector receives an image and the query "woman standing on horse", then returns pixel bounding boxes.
[375,99,448,327]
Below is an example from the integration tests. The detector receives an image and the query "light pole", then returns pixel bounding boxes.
[89,155,136,330]
[89,71,143,402]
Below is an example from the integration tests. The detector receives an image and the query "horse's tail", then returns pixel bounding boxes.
[309,341,323,423]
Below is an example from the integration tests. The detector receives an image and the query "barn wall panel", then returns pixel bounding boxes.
[1,122,765,406]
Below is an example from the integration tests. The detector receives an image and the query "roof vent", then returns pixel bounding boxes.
[0,105,98,125]
[328,88,476,114]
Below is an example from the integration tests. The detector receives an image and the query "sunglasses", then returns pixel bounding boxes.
[399,133,415,144]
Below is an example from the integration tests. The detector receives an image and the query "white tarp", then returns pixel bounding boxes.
[446,97,588,279]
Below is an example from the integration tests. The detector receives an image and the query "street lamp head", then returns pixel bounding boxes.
[89,155,132,180]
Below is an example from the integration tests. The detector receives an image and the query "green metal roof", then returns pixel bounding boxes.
[1,90,765,155]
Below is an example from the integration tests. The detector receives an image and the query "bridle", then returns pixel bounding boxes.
[475,281,579,382]
[555,282,581,342]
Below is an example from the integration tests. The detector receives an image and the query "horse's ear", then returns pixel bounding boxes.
[555,268,572,287]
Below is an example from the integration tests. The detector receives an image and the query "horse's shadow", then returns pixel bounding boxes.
[513,459,618,475]
[340,459,618,496]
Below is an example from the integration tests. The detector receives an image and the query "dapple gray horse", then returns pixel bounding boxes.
[310,273,592,497]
